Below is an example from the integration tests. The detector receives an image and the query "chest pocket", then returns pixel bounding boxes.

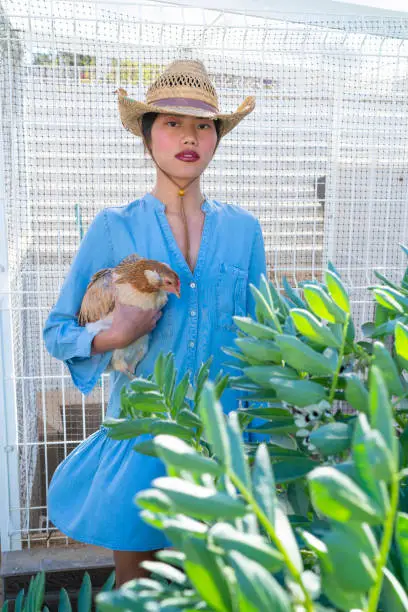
[216,263,248,331]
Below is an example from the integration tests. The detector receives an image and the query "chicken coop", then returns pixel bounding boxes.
[1,0,408,557]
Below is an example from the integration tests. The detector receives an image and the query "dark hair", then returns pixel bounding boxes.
[141,112,221,147]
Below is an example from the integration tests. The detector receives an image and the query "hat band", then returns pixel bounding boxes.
[150,97,218,113]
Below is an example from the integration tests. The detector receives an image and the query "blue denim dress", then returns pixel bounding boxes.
[43,193,267,551]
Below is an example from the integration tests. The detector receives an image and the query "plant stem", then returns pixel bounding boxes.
[328,314,350,405]
[366,473,399,612]
[228,471,314,612]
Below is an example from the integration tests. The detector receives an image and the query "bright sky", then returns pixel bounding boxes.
[336,0,408,9]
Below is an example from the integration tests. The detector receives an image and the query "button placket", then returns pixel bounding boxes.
[188,280,198,358]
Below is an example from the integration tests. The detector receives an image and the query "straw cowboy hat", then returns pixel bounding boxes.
[116,59,255,138]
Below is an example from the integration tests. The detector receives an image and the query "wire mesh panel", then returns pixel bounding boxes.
[1,0,408,550]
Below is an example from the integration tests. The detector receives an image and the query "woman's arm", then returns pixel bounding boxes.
[43,210,115,394]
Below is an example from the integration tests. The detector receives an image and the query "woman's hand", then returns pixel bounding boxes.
[91,303,162,354]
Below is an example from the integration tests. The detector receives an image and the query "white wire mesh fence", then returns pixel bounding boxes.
[1,0,408,551]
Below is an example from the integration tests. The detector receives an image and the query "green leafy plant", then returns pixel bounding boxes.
[98,246,408,610]
[1,570,115,611]
[9,248,408,611]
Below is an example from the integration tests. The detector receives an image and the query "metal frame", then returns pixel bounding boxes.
[0,80,22,552]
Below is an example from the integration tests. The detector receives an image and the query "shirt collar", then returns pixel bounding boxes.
[143,192,215,214]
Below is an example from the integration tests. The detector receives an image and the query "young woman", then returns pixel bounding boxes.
[43,59,267,586]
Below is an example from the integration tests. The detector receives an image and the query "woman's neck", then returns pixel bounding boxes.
[151,176,205,215]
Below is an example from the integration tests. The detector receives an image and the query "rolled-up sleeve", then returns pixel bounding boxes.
[43,210,114,394]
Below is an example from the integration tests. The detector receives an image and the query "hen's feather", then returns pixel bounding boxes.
[78,268,115,325]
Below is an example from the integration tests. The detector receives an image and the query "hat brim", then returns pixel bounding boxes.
[117,94,255,138]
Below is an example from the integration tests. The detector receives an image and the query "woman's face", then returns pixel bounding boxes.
[149,114,218,183]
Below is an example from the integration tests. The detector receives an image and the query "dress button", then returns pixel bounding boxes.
[190,282,196,289]
[189,341,195,348]
[190,310,196,317]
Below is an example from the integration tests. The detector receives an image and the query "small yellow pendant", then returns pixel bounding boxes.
[178,189,185,197]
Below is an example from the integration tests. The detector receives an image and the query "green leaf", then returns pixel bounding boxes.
[153,477,247,520]
[235,338,281,363]
[162,515,208,544]
[140,561,187,586]
[32,571,45,611]
[173,372,190,414]
[100,570,116,592]
[287,482,310,516]
[194,356,213,402]
[214,373,230,400]
[363,319,401,339]
[374,270,403,292]
[227,412,251,490]
[77,572,92,612]
[353,414,394,518]
[176,408,202,429]
[395,322,408,370]
[401,426,408,467]
[154,435,222,476]
[252,443,277,528]
[243,365,297,388]
[374,289,405,313]
[163,354,176,403]
[129,378,159,392]
[373,341,405,396]
[345,374,369,414]
[135,488,174,513]
[325,270,350,313]
[233,316,277,340]
[132,439,158,457]
[14,590,25,612]
[250,284,280,328]
[267,377,327,407]
[324,523,376,593]
[150,420,195,441]
[155,549,186,570]
[228,551,291,612]
[122,392,167,414]
[58,588,72,612]
[248,420,297,436]
[198,382,230,467]
[321,569,366,611]
[381,566,408,612]
[282,276,306,308]
[209,523,284,572]
[373,286,408,309]
[309,423,351,456]
[396,512,408,588]
[273,458,317,484]
[154,353,165,388]
[308,466,383,524]
[275,506,303,572]
[240,406,290,420]
[303,284,346,323]
[183,537,233,612]
[96,590,149,610]
[291,309,341,348]
[275,334,336,376]
[369,366,398,466]
[103,417,157,439]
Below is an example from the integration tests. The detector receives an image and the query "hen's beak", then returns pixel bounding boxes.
[167,281,181,298]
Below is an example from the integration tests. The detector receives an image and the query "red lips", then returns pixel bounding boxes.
[175,150,200,162]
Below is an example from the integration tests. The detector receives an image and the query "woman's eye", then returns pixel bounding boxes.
[167,121,178,127]
[198,123,211,129]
